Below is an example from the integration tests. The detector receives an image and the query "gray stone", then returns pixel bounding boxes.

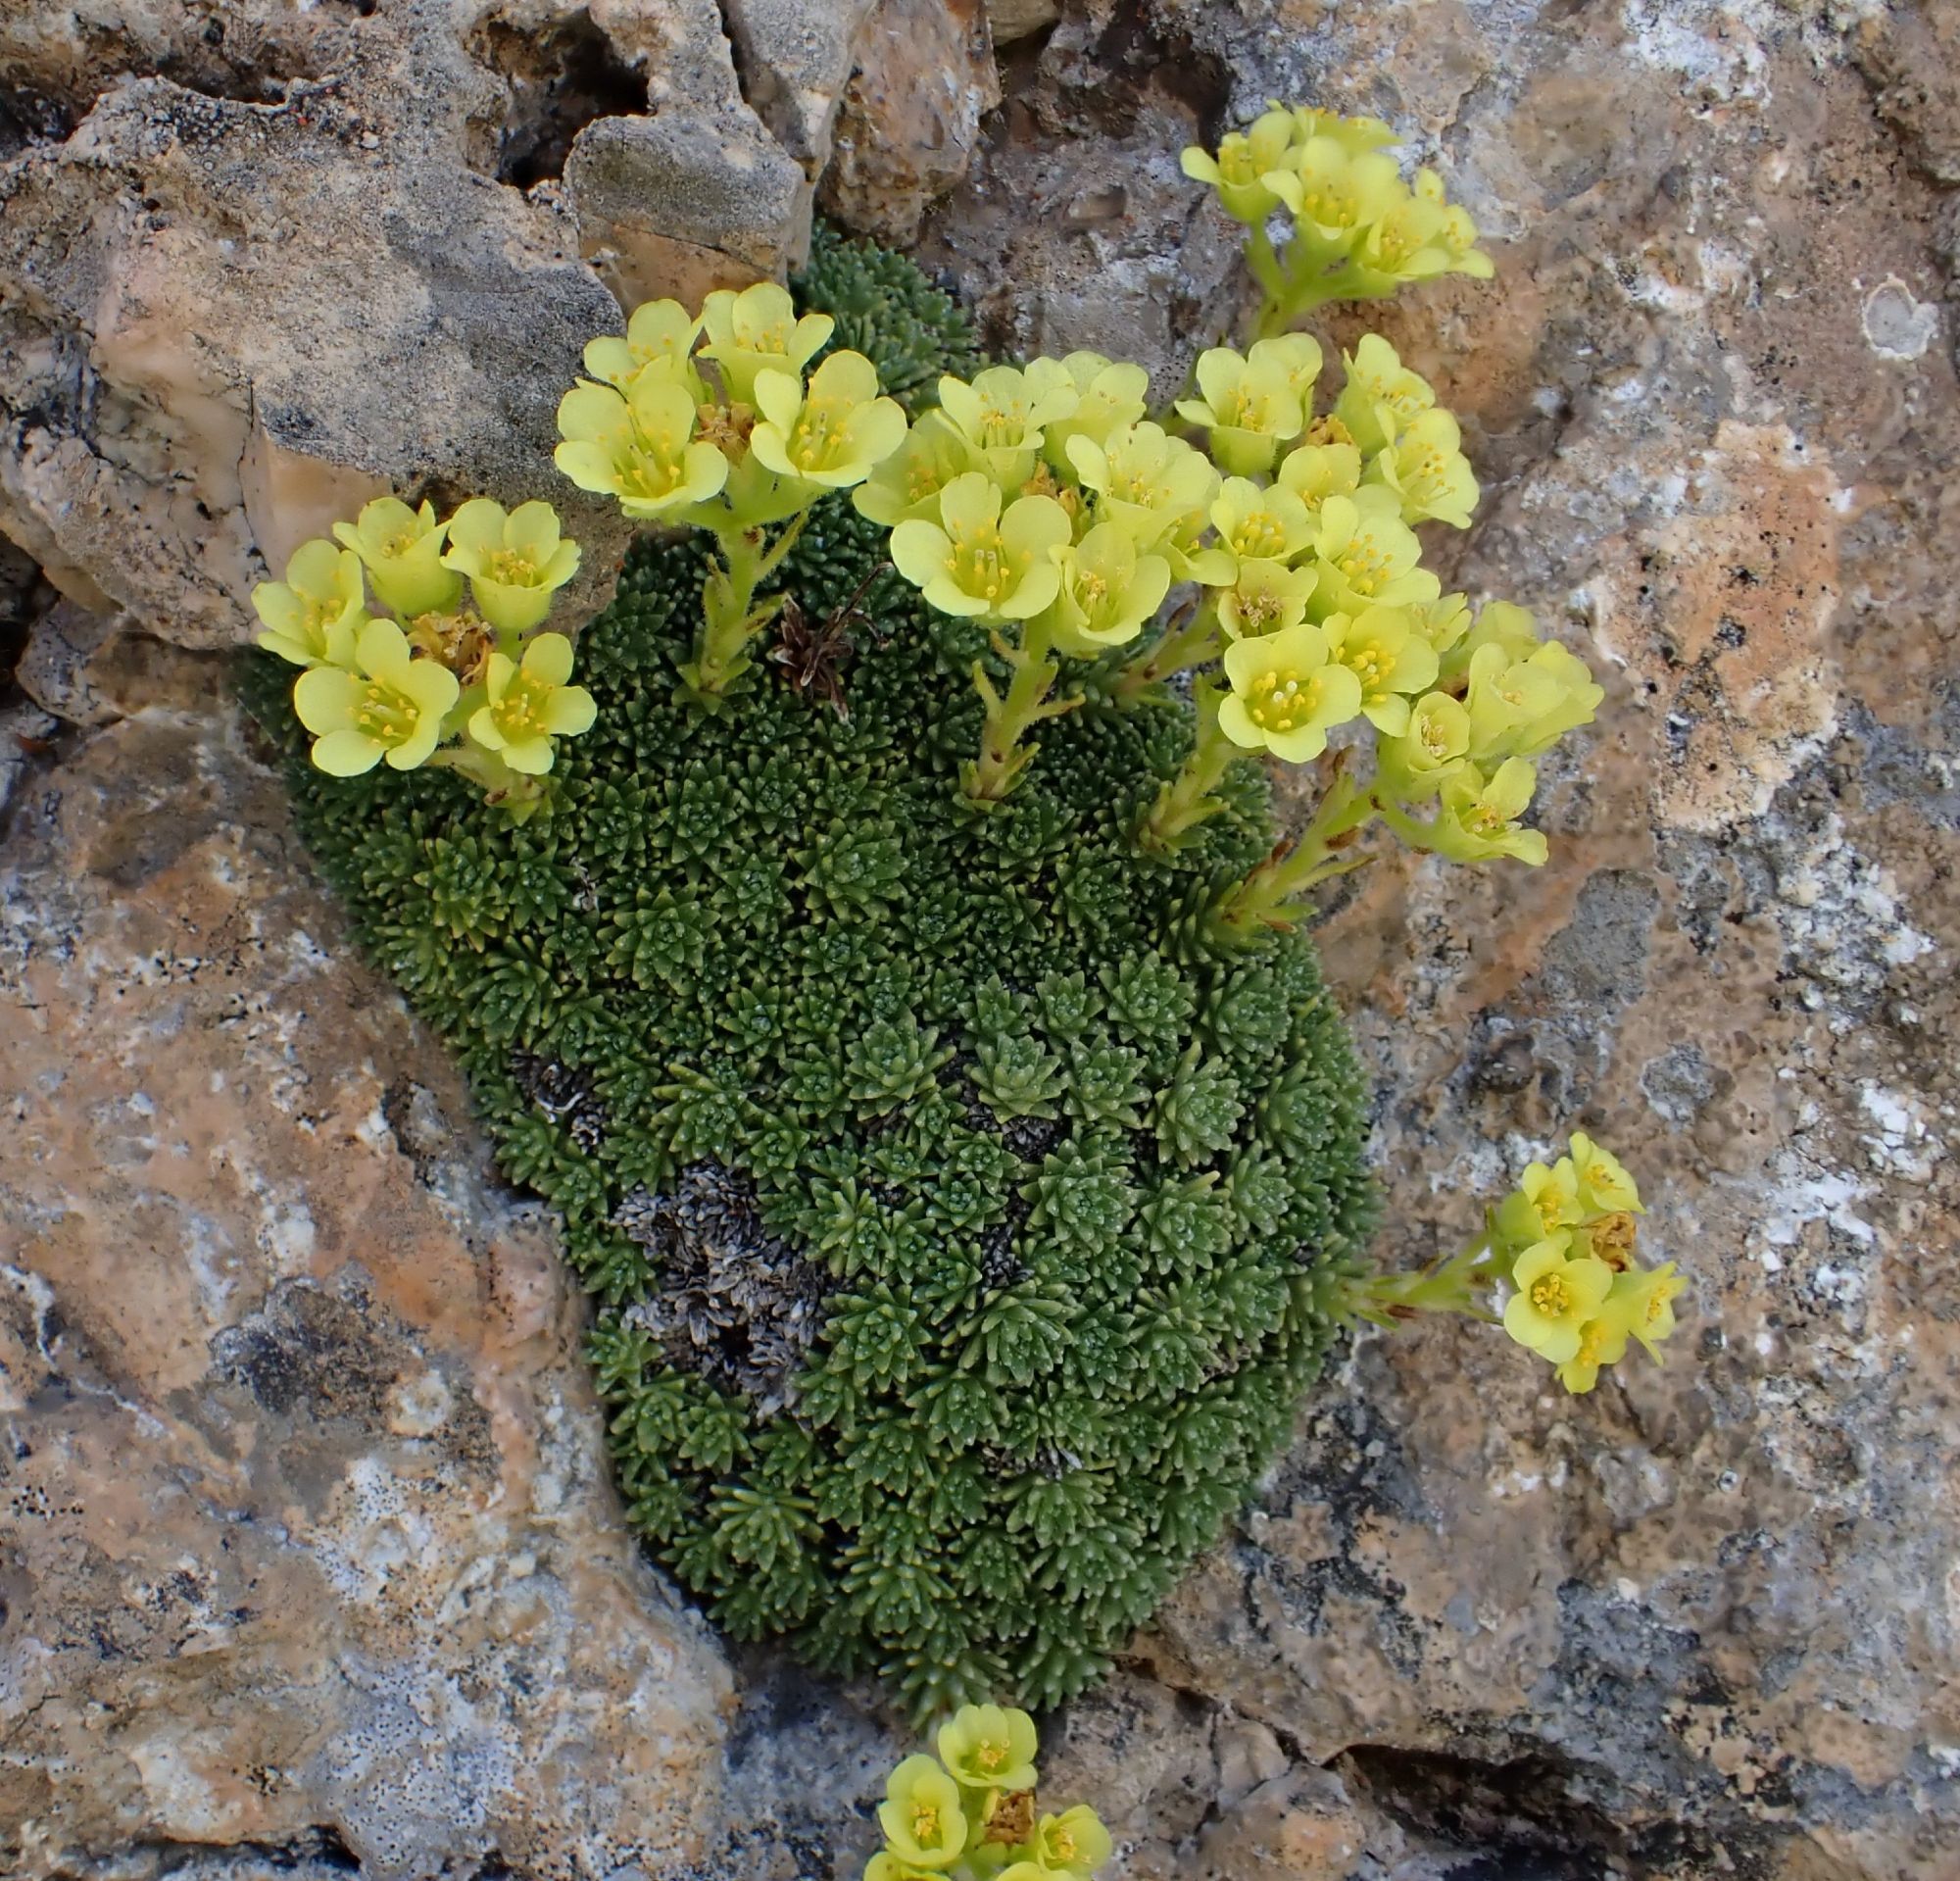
[817,0,1000,248]
[3,1,1959,1877]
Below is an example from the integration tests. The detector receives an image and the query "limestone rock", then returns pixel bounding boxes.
[987,0,1061,50]
[563,111,808,316]
[3,0,1958,1877]
[720,0,881,174]
[0,709,747,1880]
[817,0,1001,248]
[0,0,823,659]
[913,3,1960,1874]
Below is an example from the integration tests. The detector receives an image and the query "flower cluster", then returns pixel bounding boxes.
[869,1705,1112,1880]
[254,495,593,814]
[1493,1135,1685,1393]
[863,352,1163,800]
[555,280,909,699]
[1340,1134,1685,1396]
[1181,104,1492,330]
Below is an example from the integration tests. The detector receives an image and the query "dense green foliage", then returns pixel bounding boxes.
[794,223,985,413]
[241,242,1374,1718]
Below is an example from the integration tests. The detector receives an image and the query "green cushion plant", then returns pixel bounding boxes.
[241,115,1682,1727]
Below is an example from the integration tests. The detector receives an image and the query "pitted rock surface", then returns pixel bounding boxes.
[3,2,1957,1879]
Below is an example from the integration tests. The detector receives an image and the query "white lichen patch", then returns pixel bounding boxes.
[1860,277,1939,362]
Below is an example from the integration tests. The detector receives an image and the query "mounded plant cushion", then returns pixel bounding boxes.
[242,234,1375,1719]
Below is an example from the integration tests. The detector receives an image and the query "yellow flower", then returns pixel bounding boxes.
[750,350,908,491]
[1269,134,1403,247]
[1276,440,1362,512]
[698,280,833,403]
[333,497,462,619]
[1175,346,1306,477]
[864,1857,943,1881]
[877,1755,968,1869]
[1219,619,1362,763]
[1179,107,1299,223]
[1569,1132,1643,1216]
[1066,421,1218,550]
[253,538,368,668]
[1368,407,1480,528]
[1448,598,1542,672]
[581,297,702,395]
[465,630,596,775]
[1324,604,1440,734]
[1556,1310,1632,1395]
[1416,591,1473,658]
[1431,756,1548,865]
[1215,557,1319,642]
[1502,1233,1613,1365]
[1310,491,1441,615]
[1248,332,1325,410]
[554,375,731,521]
[1494,1157,1586,1256]
[937,361,1081,490]
[1049,521,1172,657]
[1378,690,1471,800]
[440,498,581,635]
[1036,1806,1114,1876]
[853,410,978,526]
[1288,105,1398,155]
[1414,168,1495,277]
[1209,476,1315,567]
[888,471,1071,623]
[1041,351,1152,470]
[1463,640,1604,761]
[293,616,460,776]
[1609,1262,1688,1361]
[936,1704,1040,1796]
[1333,334,1437,457]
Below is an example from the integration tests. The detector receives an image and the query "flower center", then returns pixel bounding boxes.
[1530,1272,1570,1316]
[1347,643,1388,692]
[500,680,547,737]
[354,683,417,743]
[486,547,537,585]
[913,1804,939,1843]
[1218,136,1257,186]
[794,397,846,470]
[978,1743,1004,1771]
[1247,668,1319,732]
[1236,588,1283,632]
[1232,511,1287,557]
[974,397,1028,449]
[953,526,1020,601]
[622,452,684,499]
[1336,530,1391,591]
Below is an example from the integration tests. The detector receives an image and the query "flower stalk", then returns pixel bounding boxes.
[963,615,1082,805]
[1139,677,1237,851]
[1111,597,1222,704]
[1210,765,1379,932]
[683,512,810,703]
[1337,1232,1502,1329]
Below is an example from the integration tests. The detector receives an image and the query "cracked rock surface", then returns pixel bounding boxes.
[3,2,1958,1879]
